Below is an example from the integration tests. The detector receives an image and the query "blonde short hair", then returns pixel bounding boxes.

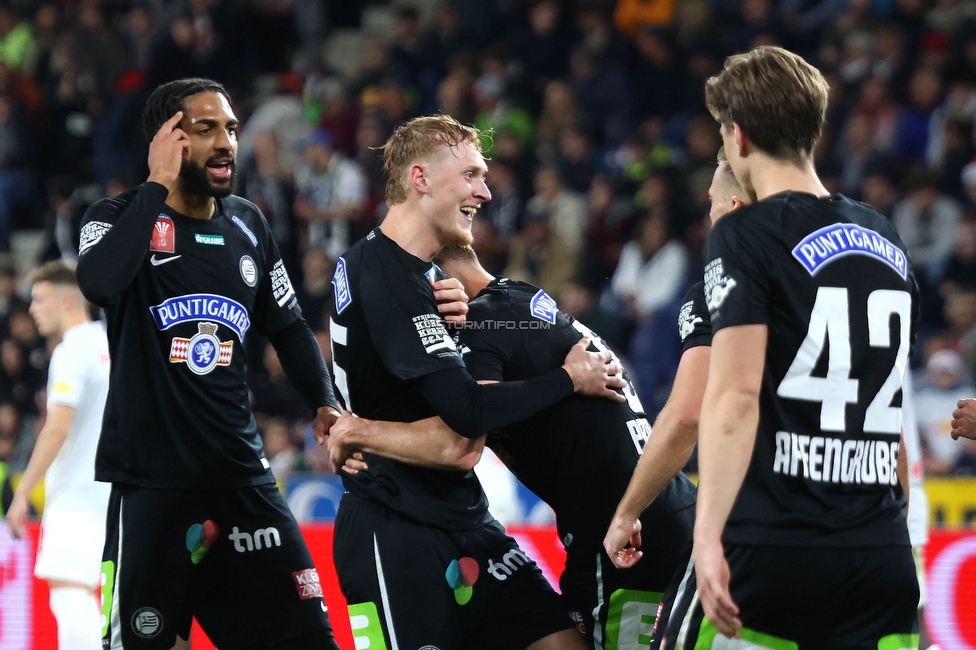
[380,115,485,205]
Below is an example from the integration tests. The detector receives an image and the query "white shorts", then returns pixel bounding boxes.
[34,507,106,587]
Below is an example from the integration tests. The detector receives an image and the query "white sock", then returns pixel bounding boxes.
[49,586,102,650]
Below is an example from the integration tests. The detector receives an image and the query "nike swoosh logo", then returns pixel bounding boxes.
[150,254,181,266]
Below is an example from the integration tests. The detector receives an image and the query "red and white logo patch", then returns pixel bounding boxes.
[292,568,323,600]
[151,215,176,253]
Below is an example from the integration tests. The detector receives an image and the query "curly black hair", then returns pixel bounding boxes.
[142,78,231,142]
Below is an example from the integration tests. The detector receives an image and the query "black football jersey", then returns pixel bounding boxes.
[678,281,711,352]
[79,184,303,488]
[330,229,490,530]
[458,279,697,549]
[705,192,917,547]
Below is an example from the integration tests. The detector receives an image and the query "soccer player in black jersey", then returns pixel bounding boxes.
[689,47,920,649]
[604,149,748,572]
[77,78,341,649]
[328,115,624,650]
[329,242,697,650]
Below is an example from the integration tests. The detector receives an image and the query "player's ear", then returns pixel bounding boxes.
[409,163,429,195]
[731,122,749,158]
[730,196,745,212]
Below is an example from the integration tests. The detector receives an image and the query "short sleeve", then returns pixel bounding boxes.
[458,300,520,382]
[678,281,712,352]
[704,214,771,331]
[47,344,85,408]
[253,214,303,335]
[360,261,464,380]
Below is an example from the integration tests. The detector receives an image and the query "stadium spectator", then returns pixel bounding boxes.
[610,211,688,320]
[892,166,961,280]
[293,127,367,261]
[916,349,974,475]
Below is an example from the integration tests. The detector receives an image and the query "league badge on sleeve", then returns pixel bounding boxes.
[530,290,558,324]
[150,215,176,253]
[332,257,352,314]
[169,322,233,375]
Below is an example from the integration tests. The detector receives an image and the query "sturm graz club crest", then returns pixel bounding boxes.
[169,322,233,375]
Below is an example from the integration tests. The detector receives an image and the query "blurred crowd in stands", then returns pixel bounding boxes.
[0,0,973,491]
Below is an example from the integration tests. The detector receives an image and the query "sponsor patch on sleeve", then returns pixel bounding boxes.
[270,260,296,308]
[332,257,352,314]
[52,380,73,395]
[677,301,703,341]
[704,257,737,312]
[791,223,908,279]
[292,568,323,600]
[413,313,457,355]
[79,221,112,254]
[529,290,558,324]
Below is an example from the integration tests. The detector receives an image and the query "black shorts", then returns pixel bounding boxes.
[653,544,919,650]
[333,493,574,650]
[561,503,694,649]
[100,483,337,649]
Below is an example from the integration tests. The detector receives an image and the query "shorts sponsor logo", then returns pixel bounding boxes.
[270,259,296,308]
[412,313,457,355]
[332,257,352,314]
[677,300,702,341]
[569,610,586,636]
[529,290,558,324]
[80,220,112,254]
[231,215,258,246]
[194,233,224,246]
[772,432,900,486]
[487,547,531,581]
[348,601,388,649]
[100,561,115,636]
[419,646,442,649]
[169,322,233,375]
[704,258,736,312]
[792,223,908,280]
[150,215,175,253]
[445,556,479,605]
[240,255,258,287]
[292,568,324,600]
[185,520,220,564]
[228,525,281,552]
[150,293,250,342]
[131,607,162,639]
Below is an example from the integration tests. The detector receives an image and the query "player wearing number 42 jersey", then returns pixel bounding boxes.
[687,47,920,650]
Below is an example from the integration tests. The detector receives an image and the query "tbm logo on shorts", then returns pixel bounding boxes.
[228,526,281,552]
[487,548,531,581]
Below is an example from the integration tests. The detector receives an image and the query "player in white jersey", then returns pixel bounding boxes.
[6,260,111,650]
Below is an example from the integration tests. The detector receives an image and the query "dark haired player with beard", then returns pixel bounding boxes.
[330,242,697,650]
[77,78,341,649]
[328,114,624,650]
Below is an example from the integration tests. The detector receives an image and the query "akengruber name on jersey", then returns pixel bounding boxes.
[149,293,251,342]
[773,432,900,486]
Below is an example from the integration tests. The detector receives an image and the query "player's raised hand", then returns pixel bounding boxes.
[951,398,976,440]
[562,337,627,402]
[5,492,29,539]
[604,515,643,568]
[694,540,741,639]
[433,277,468,326]
[147,111,191,193]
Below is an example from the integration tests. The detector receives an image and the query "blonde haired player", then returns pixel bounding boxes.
[7,260,111,650]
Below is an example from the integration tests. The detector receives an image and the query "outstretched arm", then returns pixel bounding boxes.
[328,411,485,472]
